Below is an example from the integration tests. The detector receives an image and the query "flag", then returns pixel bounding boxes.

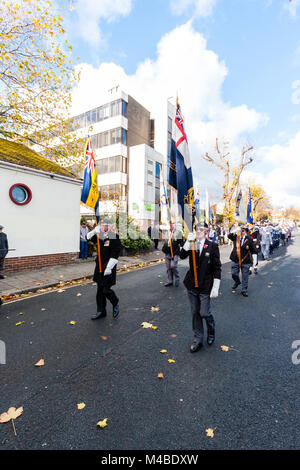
[168,100,196,232]
[205,189,211,225]
[81,138,100,221]
[160,177,170,226]
[194,184,201,223]
[247,187,253,224]
[234,188,247,224]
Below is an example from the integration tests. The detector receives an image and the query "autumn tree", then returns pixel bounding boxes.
[241,182,272,222]
[201,138,254,228]
[0,0,85,171]
[284,207,300,221]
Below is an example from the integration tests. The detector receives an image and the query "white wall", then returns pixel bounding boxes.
[0,165,82,258]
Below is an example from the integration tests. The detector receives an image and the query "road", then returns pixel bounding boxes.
[0,236,299,450]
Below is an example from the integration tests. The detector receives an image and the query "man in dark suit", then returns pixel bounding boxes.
[161,222,183,287]
[179,222,222,353]
[228,226,258,297]
[87,219,122,320]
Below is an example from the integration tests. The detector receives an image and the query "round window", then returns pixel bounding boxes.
[9,184,32,206]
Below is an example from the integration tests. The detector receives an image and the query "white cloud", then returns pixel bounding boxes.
[71,22,268,202]
[243,131,300,209]
[72,0,133,46]
[284,0,300,18]
[170,0,217,18]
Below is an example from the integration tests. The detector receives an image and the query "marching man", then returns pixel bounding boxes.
[161,222,183,287]
[179,222,221,353]
[228,226,258,297]
[87,219,121,320]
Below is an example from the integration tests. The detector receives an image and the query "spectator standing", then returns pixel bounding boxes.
[80,221,89,259]
[0,225,8,279]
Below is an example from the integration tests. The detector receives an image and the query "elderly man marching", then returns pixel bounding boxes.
[87,219,122,320]
[228,226,258,297]
[162,222,183,287]
[179,222,222,353]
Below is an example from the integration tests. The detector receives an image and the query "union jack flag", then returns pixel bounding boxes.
[81,137,99,214]
[84,139,95,174]
[175,104,188,149]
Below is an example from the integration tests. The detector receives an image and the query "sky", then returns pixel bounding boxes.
[58,0,300,209]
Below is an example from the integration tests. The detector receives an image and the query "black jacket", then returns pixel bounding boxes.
[228,233,257,265]
[179,239,221,294]
[0,232,8,258]
[90,231,122,287]
[162,230,183,257]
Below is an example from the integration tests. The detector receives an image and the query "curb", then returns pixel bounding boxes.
[1,256,165,302]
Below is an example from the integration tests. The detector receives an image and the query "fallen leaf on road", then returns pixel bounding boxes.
[77,403,86,410]
[160,349,167,354]
[0,407,23,436]
[69,321,77,325]
[15,321,25,326]
[168,359,175,363]
[157,373,164,379]
[59,275,64,279]
[57,289,65,293]
[141,322,153,328]
[220,345,240,352]
[170,334,177,338]
[205,428,215,438]
[151,326,158,330]
[35,359,45,367]
[77,293,82,297]
[151,306,160,312]
[19,312,23,315]
[101,336,108,341]
[41,308,46,311]
[97,418,108,428]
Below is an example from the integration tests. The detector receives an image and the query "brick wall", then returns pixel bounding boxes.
[5,252,79,274]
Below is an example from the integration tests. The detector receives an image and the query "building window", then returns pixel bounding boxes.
[9,183,32,206]
[148,160,153,165]
[147,170,153,176]
[147,182,153,187]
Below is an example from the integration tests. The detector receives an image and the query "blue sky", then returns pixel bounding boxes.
[61,0,300,208]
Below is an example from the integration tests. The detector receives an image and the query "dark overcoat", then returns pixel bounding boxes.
[162,230,183,257]
[179,239,221,294]
[90,231,121,287]
[0,232,8,258]
[228,233,258,265]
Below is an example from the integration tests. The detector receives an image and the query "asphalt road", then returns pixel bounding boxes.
[0,236,299,450]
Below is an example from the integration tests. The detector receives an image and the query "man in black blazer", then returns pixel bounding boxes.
[228,226,258,297]
[87,219,122,320]
[179,222,222,353]
[0,225,8,279]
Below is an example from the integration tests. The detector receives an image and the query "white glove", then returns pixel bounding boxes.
[253,254,258,266]
[231,226,241,234]
[210,278,220,298]
[104,258,118,276]
[187,232,196,241]
[87,226,100,240]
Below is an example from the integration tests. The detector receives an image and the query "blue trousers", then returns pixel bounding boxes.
[80,240,88,258]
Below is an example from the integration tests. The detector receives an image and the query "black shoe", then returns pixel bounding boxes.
[190,341,203,353]
[175,280,179,287]
[241,291,248,297]
[232,280,241,290]
[207,330,215,346]
[164,282,173,287]
[254,268,258,275]
[91,311,107,320]
[0,275,4,279]
[112,304,119,318]
[248,270,252,275]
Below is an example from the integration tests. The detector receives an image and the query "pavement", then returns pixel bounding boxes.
[0,244,166,299]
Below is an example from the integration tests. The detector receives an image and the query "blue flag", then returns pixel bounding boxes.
[168,101,196,232]
[247,187,253,224]
[81,138,100,222]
